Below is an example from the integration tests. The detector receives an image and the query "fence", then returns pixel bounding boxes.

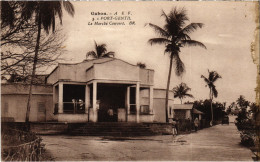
[1,128,43,161]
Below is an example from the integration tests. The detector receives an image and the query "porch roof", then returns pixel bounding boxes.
[46,58,154,86]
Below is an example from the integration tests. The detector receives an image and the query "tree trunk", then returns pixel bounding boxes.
[165,55,174,123]
[180,98,182,104]
[210,88,213,126]
[25,13,42,126]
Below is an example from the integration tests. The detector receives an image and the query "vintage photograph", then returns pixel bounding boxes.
[1,1,260,161]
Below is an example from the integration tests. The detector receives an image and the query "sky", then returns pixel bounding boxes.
[54,1,258,105]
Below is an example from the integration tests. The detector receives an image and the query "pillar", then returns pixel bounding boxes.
[149,86,153,114]
[53,85,56,113]
[136,82,140,123]
[126,86,130,115]
[92,81,97,122]
[85,85,90,114]
[58,82,63,113]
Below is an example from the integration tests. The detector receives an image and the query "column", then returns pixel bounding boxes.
[92,81,97,122]
[58,82,63,113]
[85,85,90,114]
[126,86,130,115]
[149,86,153,114]
[53,85,56,113]
[136,82,140,123]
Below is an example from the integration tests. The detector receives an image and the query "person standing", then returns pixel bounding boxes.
[171,118,178,135]
[194,117,199,132]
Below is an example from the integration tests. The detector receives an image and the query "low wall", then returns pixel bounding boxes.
[143,123,172,135]
[56,114,88,123]
[1,122,68,135]
[140,114,154,123]
[2,122,173,136]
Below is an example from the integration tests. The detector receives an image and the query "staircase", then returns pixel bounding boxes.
[68,122,158,136]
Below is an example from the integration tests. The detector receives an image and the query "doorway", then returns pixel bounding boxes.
[97,84,126,122]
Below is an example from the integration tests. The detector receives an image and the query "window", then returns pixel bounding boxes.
[38,102,46,112]
[129,87,136,114]
[140,105,149,114]
[169,106,172,115]
[3,102,8,115]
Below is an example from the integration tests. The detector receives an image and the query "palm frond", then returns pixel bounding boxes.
[102,51,115,58]
[212,86,218,98]
[185,93,194,98]
[161,10,170,24]
[148,38,171,46]
[180,23,204,35]
[21,1,38,22]
[147,23,169,38]
[180,40,207,49]
[201,75,210,85]
[212,72,222,82]
[86,51,97,58]
[1,1,15,27]
[173,82,193,99]
[173,54,185,76]
[62,1,75,17]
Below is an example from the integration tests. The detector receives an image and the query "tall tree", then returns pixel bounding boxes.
[147,7,206,122]
[1,13,66,80]
[236,95,250,109]
[86,41,115,59]
[201,70,221,125]
[1,1,75,124]
[173,82,194,104]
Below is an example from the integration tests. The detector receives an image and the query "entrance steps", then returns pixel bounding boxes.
[68,122,159,136]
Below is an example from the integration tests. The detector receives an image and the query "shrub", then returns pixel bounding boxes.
[1,128,44,161]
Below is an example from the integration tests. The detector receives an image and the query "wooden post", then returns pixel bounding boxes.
[136,83,140,123]
[58,82,63,113]
[149,86,153,114]
[93,81,97,122]
[85,85,90,114]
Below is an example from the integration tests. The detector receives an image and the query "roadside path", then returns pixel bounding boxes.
[41,121,253,161]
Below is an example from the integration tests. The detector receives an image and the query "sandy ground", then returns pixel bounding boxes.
[41,119,253,161]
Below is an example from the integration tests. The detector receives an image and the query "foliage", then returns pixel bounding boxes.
[1,2,67,80]
[147,7,206,122]
[186,99,226,122]
[173,82,194,104]
[236,95,250,109]
[234,99,257,148]
[1,128,44,161]
[177,119,192,133]
[137,62,146,69]
[86,41,115,59]
[201,70,221,124]
[201,70,222,99]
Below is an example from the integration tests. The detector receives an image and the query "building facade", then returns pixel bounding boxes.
[1,58,175,123]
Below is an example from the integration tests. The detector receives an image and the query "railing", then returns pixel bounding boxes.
[54,102,85,114]
[63,102,85,114]
[129,104,136,114]
[140,105,150,115]
[1,128,43,161]
[129,105,151,115]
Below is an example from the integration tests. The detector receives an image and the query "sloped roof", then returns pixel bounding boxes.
[193,108,204,114]
[173,104,193,110]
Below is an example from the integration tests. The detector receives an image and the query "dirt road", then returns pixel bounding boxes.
[41,122,253,161]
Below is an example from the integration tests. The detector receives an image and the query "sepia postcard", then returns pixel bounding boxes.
[1,1,260,161]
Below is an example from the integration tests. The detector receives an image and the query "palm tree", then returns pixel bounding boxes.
[236,95,249,109]
[147,7,206,122]
[19,2,75,124]
[201,70,221,125]
[173,82,194,104]
[86,41,115,59]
